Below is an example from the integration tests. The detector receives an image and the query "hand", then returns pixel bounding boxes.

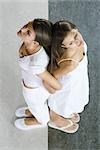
[43,81,56,94]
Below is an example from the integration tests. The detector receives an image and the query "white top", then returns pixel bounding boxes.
[48,41,89,117]
[18,47,49,87]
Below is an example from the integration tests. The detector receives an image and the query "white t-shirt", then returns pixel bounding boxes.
[19,47,49,87]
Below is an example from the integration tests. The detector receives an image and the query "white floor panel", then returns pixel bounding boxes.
[0,0,48,150]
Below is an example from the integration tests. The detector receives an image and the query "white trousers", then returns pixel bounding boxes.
[22,82,50,125]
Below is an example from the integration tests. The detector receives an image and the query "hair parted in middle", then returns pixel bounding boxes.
[50,20,77,73]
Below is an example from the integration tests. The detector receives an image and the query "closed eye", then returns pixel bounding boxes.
[24,24,28,28]
[69,42,73,45]
[63,47,68,50]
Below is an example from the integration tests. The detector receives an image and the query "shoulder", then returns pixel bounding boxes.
[57,48,77,66]
[38,47,49,61]
[60,48,77,61]
[59,59,78,68]
[31,47,49,59]
[29,47,49,66]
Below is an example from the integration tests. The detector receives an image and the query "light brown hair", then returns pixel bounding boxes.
[50,20,77,72]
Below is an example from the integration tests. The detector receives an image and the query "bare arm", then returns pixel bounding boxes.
[37,70,62,90]
[52,46,82,79]
[42,80,57,94]
[52,60,78,79]
[41,61,77,93]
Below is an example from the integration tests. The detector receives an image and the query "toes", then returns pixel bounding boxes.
[65,123,79,133]
[69,113,80,123]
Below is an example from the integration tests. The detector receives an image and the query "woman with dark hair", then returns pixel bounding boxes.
[14,19,62,130]
[46,20,89,133]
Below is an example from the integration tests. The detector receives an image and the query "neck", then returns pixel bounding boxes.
[24,42,34,50]
[24,42,41,55]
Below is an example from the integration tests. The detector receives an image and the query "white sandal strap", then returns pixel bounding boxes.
[49,119,73,130]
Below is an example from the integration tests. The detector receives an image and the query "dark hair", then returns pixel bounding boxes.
[32,18,53,58]
[50,20,77,73]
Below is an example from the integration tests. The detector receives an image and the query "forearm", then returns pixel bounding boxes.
[37,71,62,90]
[52,66,74,79]
[43,81,56,94]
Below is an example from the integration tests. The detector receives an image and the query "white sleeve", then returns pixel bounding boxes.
[18,56,30,70]
[29,65,46,74]
[29,49,49,74]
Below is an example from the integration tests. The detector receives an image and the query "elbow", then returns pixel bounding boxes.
[50,90,56,94]
[59,84,62,90]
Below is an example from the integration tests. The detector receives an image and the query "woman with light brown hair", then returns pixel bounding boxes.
[47,20,89,133]
[14,18,62,130]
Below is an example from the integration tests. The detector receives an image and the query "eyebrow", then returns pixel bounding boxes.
[24,24,28,28]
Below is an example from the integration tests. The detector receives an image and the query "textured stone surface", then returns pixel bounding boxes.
[48,0,100,150]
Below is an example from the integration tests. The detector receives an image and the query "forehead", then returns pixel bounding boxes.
[23,21,33,29]
[63,29,77,44]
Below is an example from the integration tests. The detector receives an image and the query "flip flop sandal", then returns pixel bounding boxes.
[15,107,33,118]
[68,113,80,123]
[14,118,47,130]
[48,120,79,134]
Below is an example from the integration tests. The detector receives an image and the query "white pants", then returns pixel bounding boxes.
[22,82,50,125]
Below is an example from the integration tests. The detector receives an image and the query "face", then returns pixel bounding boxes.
[17,21,36,44]
[61,29,84,49]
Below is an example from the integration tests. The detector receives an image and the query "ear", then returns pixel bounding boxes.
[33,41,39,46]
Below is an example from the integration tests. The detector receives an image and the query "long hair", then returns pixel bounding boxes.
[32,18,53,58]
[50,20,77,73]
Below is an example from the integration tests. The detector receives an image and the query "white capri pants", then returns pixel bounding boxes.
[22,82,50,125]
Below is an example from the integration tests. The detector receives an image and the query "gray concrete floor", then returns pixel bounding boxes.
[0,1,48,150]
[0,74,48,150]
[48,0,100,150]
[1,0,100,150]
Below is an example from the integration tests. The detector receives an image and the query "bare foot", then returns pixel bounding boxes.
[69,113,80,123]
[66,123,79,131]
[24,117,40,125]
[25,109,33,117]
[49,110,79,133]
[50,110,73,128]
[61,123,79,133]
